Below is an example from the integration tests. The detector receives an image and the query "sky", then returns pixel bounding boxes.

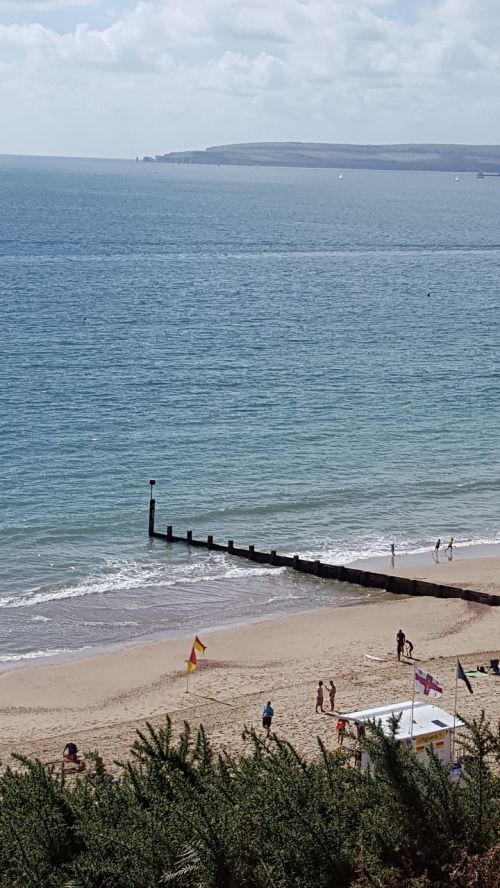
[1,0,500,157]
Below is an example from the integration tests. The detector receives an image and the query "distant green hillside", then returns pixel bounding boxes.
[149,142,500,173]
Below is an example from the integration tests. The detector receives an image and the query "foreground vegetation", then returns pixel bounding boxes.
[1,714,500,887]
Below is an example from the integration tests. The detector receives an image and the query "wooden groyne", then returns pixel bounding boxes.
[147,484,499,607]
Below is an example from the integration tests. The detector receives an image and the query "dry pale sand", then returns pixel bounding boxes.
[1,556,500,772]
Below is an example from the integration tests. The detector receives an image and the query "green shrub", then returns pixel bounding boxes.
[0,714,499,887]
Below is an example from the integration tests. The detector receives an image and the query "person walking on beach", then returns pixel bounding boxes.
[316,680,325,713]
[445,537,454,558]
[396,628,406,662]
[262,701,274,738]
[329,680,336,712]
[433,539,441,561]
[390,542,395,568]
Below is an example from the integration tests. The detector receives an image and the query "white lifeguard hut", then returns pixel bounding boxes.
[343,700,464,771]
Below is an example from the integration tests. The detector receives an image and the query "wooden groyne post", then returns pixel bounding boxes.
[148,487,499,607]
[148,479,156,537]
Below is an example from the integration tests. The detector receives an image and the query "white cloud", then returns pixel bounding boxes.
[0,0,500,155]
[0,0,100,9]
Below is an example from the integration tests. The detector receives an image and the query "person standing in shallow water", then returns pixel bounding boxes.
[445,537,454,558]
[433,539,441,561]
[316,680,324,713]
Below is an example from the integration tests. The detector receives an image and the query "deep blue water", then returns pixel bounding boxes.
[1,156,499,662]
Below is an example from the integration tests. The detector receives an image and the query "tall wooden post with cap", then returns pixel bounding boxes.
[148,479,156,536]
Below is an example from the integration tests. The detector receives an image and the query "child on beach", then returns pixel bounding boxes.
[445,537,454,558]
[336,718,347,745]
[262,701,274,738]
[316,681,324,713]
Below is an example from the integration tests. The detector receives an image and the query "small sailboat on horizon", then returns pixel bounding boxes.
[454,175,459,181]
[338,171,343,180]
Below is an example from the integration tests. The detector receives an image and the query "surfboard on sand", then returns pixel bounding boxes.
[365,654,386,662]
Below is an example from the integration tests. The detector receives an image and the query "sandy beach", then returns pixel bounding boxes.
[1,553,499,772]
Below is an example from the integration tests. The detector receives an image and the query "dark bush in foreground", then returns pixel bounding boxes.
[1,714,500,887]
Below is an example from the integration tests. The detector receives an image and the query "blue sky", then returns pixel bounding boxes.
[1,0,499,157]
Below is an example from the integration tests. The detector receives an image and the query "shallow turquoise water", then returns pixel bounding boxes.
[1,156,499,661]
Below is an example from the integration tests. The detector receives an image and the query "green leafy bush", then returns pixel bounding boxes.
[0,714,499,887]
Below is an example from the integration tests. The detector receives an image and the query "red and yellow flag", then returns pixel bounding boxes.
[187,636,207,675]
[187,647,197,674]
[194,635,207,654]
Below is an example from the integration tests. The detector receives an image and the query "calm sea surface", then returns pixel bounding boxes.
[1,156,499,663]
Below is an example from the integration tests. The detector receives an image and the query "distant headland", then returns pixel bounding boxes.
[143,142,500,174]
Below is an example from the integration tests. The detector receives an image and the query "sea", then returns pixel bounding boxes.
[1,155,499,666]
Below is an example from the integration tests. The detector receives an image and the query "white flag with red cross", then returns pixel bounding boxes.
[414,668,443,697]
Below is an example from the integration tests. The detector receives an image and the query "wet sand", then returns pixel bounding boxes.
[353,544,500,599]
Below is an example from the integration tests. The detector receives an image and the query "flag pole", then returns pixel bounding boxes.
[452,656,458,761]
[410,666,416,742]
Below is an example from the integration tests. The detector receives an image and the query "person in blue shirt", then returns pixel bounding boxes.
[262,701,274,738]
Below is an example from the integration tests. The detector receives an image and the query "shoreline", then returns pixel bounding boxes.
[1,550,500,769]
[2,542,500,673]
[350,539,500,572]
[354,547,500,600]
[0,585,389,675]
